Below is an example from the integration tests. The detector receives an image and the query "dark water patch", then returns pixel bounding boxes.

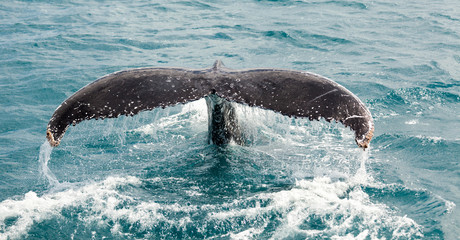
[117,38,178,51]
[0,59,35,75]
[0,48,18,59]
[233,24,255,32]
[263,30,290,39]
[298,213,328,231]
[430,13,460,22]
[136,2,175,12]
[326,0,367,10]
[261,29,354,54]
[256,0,367,9]
[175,1,218,10]
[153,5,174,12]
[368,89,407,111]
[262,30,328,51]
[26,21,70,31]
[211,24,255,33]
[0,22,57,36]
[301,0,368,10]
[426,78,460,90]
[454,55,460,64]
[2,216,19,230]
[253,0,301,7]
[362,61,381,65]
[273,21,295,27]
[213,32,233,40]
[210,24,233,30]
[157,32,234,42]
[294,30,354,45]
[426,22,460,39]
[291,61,316,67]
[213,52,240,58]
[213,52,244,61]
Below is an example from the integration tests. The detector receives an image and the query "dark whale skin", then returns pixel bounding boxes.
[47,61,373,149]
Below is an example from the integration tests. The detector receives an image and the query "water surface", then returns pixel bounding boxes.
[1,0,459,239]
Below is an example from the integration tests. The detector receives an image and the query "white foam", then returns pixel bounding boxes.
[414,135,444,143]
[405,119,418,125]
[229,225,266,240]
[210,176,422,239]
[0,176,141,240]
[1,169,426,240]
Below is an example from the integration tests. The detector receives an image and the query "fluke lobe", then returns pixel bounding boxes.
[46,61,374,149]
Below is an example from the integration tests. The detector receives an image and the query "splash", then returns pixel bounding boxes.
[0,175,425,240]
[351,149,372,185]
[38,141,59,186]
[0,176,141,240]
[0,103,436,239]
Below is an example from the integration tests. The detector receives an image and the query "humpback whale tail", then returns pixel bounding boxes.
[46,61,374,149]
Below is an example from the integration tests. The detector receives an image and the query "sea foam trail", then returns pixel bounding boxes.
[0,176,141,240]
[39,141,59,186]
[0,175,424,240]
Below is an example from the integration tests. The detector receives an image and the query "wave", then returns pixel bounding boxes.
[1,172,432,239]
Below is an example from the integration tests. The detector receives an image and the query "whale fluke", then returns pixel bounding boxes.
[46,61,374,149]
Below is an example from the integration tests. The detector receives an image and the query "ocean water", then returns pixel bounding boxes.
[1,0,459,239]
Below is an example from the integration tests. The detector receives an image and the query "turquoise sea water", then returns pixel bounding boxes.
[1,0,459,239]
